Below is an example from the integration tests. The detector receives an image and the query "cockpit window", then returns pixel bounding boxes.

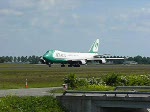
[46,51,49,53]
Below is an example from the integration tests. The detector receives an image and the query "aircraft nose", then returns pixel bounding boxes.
[43,53,49,60]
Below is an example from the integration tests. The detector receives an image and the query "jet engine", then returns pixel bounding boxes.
[99,58,106,64]
[79,60,87,65]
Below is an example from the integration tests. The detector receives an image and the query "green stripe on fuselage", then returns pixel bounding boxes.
[43,50,67,64]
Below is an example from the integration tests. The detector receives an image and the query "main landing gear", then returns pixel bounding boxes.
[68,64,72,67]
[73,64,80,67]
[46,62,51,67]
[61,64,81,67]
[68,64,80,67]
[48,64,51,67]
[61,64,65,67]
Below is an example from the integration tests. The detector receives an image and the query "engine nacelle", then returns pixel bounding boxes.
[98,58,106,64]
[79,60,87,65]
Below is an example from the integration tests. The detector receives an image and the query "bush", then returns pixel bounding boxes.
[103,73,150,86]
[0,96,67,112]
[64,74,78,89]
[127,75,150,86]
[64,74,89,89]
[77,78,89,87]
[63,73,150,91]
[103,73,121,86]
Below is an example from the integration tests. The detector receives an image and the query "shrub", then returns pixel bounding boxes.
[77,78,89,87]
[0,96,67,112]
[127,75,150,86]
[64,73,150,91]
[64,74,78,89]
[103,73,121,86]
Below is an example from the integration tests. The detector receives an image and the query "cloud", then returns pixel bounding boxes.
[26,0,82,29]
[37,0,56,10]
[9,0,35,9]
[35,0,80,12]
[0,9,23,16]
[107,7,150,33]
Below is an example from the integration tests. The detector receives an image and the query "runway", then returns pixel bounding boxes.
[0,87,62,97]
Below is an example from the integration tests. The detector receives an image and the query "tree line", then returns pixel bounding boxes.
[0,56,41,64]
[0,55,150,64]
[127,55,150,64]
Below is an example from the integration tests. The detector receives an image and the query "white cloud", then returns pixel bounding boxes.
[26,0,82,29]
[36,0,80,11]
[107,7,150,33]
[37,0,56,10]
[0,9,23,16]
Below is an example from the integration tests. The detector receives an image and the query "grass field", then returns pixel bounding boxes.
[0,64,150,89]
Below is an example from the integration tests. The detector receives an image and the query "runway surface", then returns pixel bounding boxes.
[0,87,62,97]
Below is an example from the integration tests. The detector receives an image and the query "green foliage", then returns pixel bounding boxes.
[64,74,78,89]
[103,73,128,86]
[103,73,150,86]
[0,56,40,64]
[63,74,116,91]
[88,77,99,85]
[0,96,67,112]
[77,78,89,87]
[126,75,150,86]
[127,55,150,64]
[0,57,5,63]
[103,73,120,86]
[64,74,89,89]
[64,73,150,91]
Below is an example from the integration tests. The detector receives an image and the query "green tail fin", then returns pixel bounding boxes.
[88,39,99,53]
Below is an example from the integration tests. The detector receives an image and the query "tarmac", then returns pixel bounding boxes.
[0,87,62,97]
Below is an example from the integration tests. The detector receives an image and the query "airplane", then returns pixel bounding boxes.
[40,39,125,67]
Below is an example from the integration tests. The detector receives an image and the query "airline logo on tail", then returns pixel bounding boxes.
[89,39,99,53]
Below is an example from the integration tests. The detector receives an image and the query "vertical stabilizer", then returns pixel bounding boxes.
[88,39,99,53]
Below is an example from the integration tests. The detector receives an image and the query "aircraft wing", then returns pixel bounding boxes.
[105,58,125,60]
[94,55,126,60]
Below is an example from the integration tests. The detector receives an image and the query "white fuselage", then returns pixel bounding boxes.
[53,50,98,61]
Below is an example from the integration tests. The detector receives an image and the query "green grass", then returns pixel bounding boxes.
[0,64,150,89]
[0,96,67,112]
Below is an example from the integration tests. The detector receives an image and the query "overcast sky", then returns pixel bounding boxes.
[0,0,150,57]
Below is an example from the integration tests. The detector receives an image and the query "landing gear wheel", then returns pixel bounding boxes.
[68,65,72,67]
[48,63,51,67]
[61,64,65,67]
[73,64,80,67]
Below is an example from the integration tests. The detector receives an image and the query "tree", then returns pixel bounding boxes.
[17,57,21,62]
[134,56,143,64]
[9,56,13,62]
[21,56,25,63]
[14,57,17,63]
[0,57,5,63]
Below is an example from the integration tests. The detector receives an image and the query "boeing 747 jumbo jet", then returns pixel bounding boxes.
[40,39,124,67]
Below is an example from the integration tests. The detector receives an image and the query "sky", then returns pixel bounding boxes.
[0,0,150,57]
